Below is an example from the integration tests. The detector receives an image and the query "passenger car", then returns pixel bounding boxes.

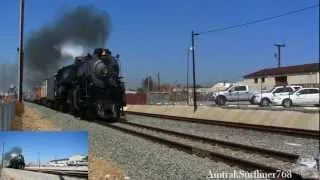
[271,88,320,107]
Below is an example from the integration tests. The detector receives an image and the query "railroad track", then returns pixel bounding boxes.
[26,101,318,139]
[25,102,314,179]
[126,111,319,139]
[102,120,303,180]
[24,168,88,178]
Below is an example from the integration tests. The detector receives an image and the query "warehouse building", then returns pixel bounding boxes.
[67,154,88,166]
[48,158,68,167]
[241,63,320,91]
[47,155,88,167]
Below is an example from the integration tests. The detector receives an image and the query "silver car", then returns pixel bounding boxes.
[251,85,302,106]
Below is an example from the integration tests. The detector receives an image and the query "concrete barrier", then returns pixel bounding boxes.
[125,105,319,131]
[0,102,16,131]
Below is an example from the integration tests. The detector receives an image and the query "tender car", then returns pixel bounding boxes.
[250,85,302,106]
[271,88,320,107]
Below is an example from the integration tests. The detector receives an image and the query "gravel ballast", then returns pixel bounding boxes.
[110,122,296,170]
[27,103,245,180]
[125,114,319,158]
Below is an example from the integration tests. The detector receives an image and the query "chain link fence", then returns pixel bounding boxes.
[0,93,17,131]
[0,101,16,131]
[126,82,320,112]
[143,88,318,108]
[145,91,212,106]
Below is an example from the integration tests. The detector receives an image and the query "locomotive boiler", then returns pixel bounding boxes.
[29,48,126,120]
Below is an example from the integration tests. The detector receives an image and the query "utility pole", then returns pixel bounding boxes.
[147,75,150,92]
[18,0,25,102]
[1,143,4,168]
[274,44,285,68]
[157,72,160,91]
[191,31,199,112]
[186,47,190,105]
[38,152,40,168]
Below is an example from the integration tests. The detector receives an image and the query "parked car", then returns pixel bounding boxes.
[271,88,320,107]
[250,85,302,106]
[211,85,256,105]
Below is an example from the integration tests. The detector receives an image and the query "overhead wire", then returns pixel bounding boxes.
[198,4,319,35]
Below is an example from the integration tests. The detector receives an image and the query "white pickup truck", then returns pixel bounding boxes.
[211,85,256,106]
[250,85,302,106]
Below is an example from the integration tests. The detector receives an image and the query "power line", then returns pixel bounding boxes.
[199,4,319,34]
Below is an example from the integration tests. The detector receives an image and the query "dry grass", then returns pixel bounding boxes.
[10,104,126,180]
[15,101,25,117]
[89,151,127,180]
[11,105,60,131]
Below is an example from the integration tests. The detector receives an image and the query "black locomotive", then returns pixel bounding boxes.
[35,48,126,120]
[7,154,25,169]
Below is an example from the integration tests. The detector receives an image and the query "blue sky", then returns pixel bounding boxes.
[0,0,319,88]
[0,132,88,164]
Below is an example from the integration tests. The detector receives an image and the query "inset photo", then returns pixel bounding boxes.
[0,131,88,180]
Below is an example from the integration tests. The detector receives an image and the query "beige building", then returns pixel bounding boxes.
[240,63,319,91]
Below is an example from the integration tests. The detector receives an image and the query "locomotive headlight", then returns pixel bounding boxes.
[102,68,108,74]
[94,61,108,76]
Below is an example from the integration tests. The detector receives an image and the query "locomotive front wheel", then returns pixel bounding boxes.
[80,108,95,121]
[86,108,95,120]
[59,104,67,113]
[111,104,120,120]
[68,103,78,117]
[120,106,125,116]
[80,110,86,120]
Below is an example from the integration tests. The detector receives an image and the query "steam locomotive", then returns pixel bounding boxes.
[7,154,25,169]
[25,48,126,120]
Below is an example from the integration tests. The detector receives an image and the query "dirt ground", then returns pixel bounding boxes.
[11,104,126,180]
[11,105,61,131]
[126,105,319,130]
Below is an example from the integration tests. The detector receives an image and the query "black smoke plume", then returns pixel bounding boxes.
[24,5,111,88]
[4,146,23,161]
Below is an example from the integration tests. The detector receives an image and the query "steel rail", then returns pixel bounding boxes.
[126,111,319,139]
[103,122,302,180]
[119,121,300,162]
